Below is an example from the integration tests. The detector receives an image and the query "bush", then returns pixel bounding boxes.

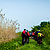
[0,12,20,42]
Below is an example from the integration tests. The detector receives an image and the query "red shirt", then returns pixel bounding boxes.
[27,32,30,36]
[32,32,35,36]
[22,30,26,34]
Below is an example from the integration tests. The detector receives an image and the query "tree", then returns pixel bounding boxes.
[31,25,40,32]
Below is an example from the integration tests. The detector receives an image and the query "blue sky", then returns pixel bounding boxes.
[0,0,50,31]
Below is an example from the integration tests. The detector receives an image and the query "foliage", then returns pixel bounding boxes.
[31,21,50,50]
[0,32,50,50]
[31,25,40,32]
[0,11,20,42]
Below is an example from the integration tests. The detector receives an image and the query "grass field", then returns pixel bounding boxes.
[0,32,50,50]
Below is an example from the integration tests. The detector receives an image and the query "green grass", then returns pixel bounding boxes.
[0,33,50,50]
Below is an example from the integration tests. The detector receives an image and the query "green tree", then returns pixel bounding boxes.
[31,25,40,32]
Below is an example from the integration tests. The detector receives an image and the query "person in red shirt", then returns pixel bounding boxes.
[25,30,30,44]
[22,29,26,45]
[32,32,35,39]
[32,32,35,36]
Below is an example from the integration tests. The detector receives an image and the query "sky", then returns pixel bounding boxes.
[0,0,50,31]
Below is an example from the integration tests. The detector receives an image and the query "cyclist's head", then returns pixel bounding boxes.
[27,30,28,32]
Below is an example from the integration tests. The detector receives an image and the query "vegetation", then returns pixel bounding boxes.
[0,11,20,42]
[31,21,50,50]
[0,32,50,50]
